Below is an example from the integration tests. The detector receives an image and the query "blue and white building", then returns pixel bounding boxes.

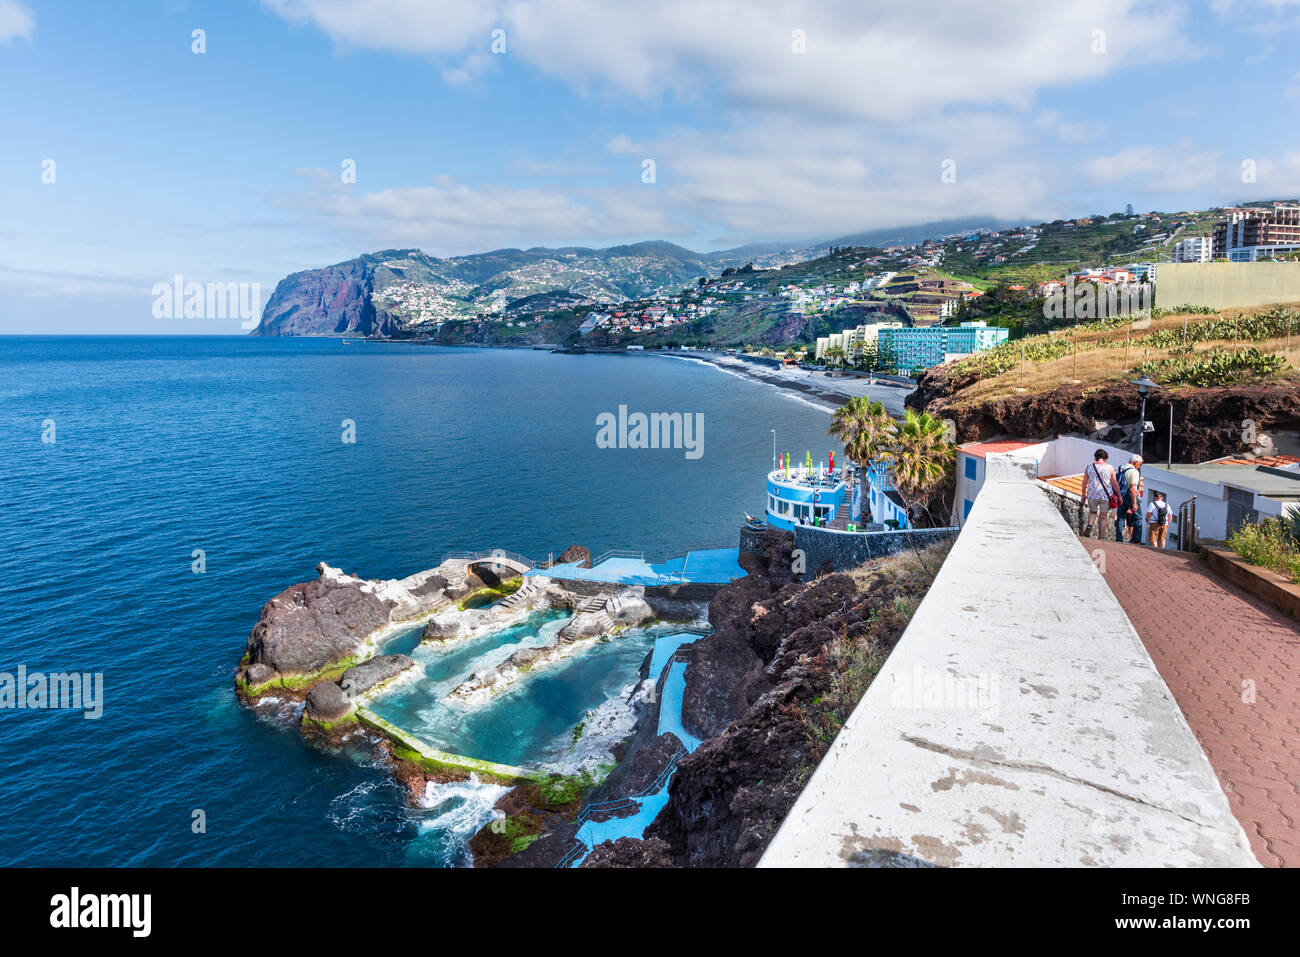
[877,321,1009,374]
[766,464,860,530]
[862,460,910,529]
[765,458,913,531]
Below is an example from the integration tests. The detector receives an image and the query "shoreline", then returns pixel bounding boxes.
[655,349,914,417]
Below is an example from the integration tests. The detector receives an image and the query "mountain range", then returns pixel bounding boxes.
[251,218,1010,338]
[253,242,743,337]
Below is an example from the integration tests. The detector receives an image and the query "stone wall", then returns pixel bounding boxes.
[792,524,959,573]
[1041,484,1086,534]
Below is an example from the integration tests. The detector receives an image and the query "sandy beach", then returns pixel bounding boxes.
[665,350,915,417]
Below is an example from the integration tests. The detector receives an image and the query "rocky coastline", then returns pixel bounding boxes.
[234,544,712,821]
[473,528,951,868]
[235,529,950,867]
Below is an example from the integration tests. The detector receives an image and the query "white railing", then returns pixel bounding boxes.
[590,548,645,566]
[438,549,537,569]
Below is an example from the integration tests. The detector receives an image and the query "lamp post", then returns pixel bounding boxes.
[770,429,776,470]
[1129,376,1160,458]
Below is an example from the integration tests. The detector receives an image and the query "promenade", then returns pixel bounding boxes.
[1086,539,1300,867]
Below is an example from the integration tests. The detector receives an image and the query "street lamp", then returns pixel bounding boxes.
[771,429,776,470]
[1129,376,1160,457]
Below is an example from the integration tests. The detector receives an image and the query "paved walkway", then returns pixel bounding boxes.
[1082,538,1300,867]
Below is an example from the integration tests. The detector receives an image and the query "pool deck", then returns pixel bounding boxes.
[527,548,746,586]
[568,631,705,864]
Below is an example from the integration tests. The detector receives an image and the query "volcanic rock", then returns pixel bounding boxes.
[304,681,352,723]
[556,545,592,568]
[246,571,389,676]
[339,654,416,697]
[580,837,674,868]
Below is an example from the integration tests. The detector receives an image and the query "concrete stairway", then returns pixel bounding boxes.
[558,594,613,641]
[498,579,540,610]
[828,487,855,530]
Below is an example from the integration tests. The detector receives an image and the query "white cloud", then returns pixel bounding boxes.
[0,0,34,43]
[250,2,1228,251]
[262,0,494,55]
[272,172,689,252]
[1084,145,1223,193]
[271,111,1070,252]
[261,0,1200,122]
[646,114,1056,242]
[1035,109,1107,144]
[0,263,149,298]
[605,134,645,156]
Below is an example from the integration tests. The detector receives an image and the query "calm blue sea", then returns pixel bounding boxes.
[0,336,837,866]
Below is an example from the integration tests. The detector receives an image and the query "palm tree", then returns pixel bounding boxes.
[824,345,845,368]
[829,397,894,466]
[829,397,897,523]
[891,409,956,506]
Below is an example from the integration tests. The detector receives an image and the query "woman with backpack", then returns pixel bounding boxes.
[1082,449,1122,539]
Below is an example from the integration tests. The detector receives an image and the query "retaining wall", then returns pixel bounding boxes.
[792,524,959,573]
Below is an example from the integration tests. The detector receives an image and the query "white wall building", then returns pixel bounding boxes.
[1170,236,1212,263]
[813,321,905,361]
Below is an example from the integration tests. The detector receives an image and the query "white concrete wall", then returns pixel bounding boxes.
[759,456,1257,868]
[956,443,1049,526]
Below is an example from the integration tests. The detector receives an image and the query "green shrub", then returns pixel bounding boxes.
[1133,348,1286,387]
[1136,307,1300,350]
[1228,519,1300,583]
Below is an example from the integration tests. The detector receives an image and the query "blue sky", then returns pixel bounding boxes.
[2,0,1299,333]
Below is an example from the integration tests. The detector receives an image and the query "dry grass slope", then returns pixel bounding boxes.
[942,301,1300,405]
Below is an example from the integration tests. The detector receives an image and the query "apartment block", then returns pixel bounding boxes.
[1212,204,1300,261]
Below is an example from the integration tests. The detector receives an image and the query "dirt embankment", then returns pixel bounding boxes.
[908,364,1300,463]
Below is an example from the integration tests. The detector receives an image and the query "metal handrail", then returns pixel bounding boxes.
[555,842,586,869]
[1176,495,1198,552]
[591,548,645,566]
[438,549,536,569]
[552,744,693,867]
[575,797,640,826]
[573,746,690,829]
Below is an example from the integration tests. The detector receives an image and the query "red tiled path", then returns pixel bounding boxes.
[1080,538,1300,867]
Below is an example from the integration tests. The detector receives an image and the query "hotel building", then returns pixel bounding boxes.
[1212,204,1300,262]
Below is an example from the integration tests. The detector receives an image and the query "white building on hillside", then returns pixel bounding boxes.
[1170,236,1212,263]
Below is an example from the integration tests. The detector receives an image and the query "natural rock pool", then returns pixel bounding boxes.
[367,609,660,772]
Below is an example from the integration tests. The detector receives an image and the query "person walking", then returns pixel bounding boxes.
[1082,449,1121,539]
[1115,454,1145,544]
[1145,491,1172,549]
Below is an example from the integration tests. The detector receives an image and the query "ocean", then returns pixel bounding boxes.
[0,336,840,866]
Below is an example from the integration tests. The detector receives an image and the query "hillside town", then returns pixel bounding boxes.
[281,202,1300,372]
